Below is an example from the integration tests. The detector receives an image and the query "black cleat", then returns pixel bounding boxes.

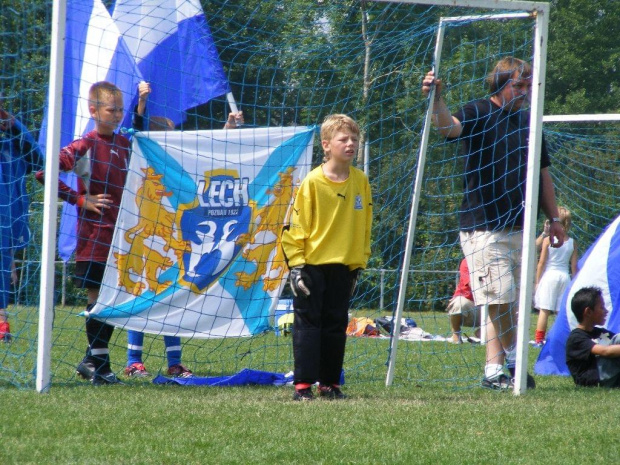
[76,359,97,381]
[481,373,513,390]
[92,370,123,385]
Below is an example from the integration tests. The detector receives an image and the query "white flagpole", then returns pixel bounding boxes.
[226,92,241,127]
[226,92,239,115]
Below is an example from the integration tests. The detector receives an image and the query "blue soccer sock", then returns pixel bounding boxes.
[127,330,145,366]
[164,336,182,367]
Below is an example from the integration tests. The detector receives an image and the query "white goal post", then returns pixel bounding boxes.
[378,0,551,396]
[543,114,620,123]
[36,0,67,394]
[38,0,557,394]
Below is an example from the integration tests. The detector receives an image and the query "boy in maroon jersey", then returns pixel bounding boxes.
[36,81,130,385]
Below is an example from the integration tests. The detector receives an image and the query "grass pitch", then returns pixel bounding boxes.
[2,308,620,464]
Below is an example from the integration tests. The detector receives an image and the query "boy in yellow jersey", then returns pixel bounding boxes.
[281,114,373,401]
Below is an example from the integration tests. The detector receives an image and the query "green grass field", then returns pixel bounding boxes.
[2,308,620,464]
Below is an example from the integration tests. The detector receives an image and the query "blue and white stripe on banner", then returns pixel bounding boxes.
[88,126,315,338]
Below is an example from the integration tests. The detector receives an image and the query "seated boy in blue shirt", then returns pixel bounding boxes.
[566,286,620,387]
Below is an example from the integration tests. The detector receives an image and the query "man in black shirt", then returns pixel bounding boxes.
[422,57,564,389]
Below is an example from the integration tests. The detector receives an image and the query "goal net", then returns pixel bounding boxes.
[1,0,568,391]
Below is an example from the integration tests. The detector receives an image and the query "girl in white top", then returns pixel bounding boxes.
[533,207,578,346]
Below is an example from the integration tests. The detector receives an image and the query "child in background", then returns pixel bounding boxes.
[133,81,243,132]
[566,287,620,387]
[535,219,551,254]
[0,101,43,342]
[36,81,129,385]
[281,114,373,401]
[532,207,578,347]
[447,258,481,344]
[123,81,245,378]
[124,81,192,378]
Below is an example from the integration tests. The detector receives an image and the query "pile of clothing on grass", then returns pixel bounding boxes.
[276,311,448,342]
[346,316,447,341]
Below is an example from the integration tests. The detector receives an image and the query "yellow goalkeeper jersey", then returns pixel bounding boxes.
[282,164,372,270]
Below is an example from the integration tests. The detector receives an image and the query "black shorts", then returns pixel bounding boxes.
[73,261,106,290]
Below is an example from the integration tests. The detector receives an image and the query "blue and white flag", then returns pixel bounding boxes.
[111,0,230,127]
[90,126,315,338]
[535,215,620,376]
[39,0,144,261]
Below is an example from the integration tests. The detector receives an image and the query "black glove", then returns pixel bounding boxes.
[289,266,311,298]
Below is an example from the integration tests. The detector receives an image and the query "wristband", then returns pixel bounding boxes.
[76,195,86,208]
[551,217,561,223]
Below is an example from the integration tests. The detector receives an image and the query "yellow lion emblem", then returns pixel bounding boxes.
[114,167,190,295]
[235,166,298,292]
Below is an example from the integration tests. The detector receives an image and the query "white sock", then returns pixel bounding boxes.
[485,363,504,380]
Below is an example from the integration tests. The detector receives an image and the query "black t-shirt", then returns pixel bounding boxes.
[565,327,615,387]
[452,99,551,231]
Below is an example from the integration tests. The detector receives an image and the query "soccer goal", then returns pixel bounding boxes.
[1,0,573,394]
[384,1,550,395]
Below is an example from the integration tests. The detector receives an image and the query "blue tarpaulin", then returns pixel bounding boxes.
[152,368,293,386]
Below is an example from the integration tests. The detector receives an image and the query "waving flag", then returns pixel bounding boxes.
[89,126,314,338]
[535,215,620,376]
[111,0,231,127]
[39,0,144,261]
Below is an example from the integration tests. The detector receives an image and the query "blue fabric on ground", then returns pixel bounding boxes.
[152,368,293,386]
[153,368,346,387]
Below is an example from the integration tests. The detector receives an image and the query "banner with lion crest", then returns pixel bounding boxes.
[90,126,315,338]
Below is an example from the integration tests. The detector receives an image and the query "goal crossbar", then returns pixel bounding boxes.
[543,114,620,123]
[370,0,549,14]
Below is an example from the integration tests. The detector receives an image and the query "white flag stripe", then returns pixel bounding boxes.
[112,0,203,60]
[76,1,125,139]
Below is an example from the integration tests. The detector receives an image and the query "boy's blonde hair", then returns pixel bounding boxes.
[558,206,572,232]
[89,81,122,108]
[320,114,360,162]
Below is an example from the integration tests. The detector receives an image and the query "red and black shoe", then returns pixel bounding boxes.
[124,362,151,378]
[292,387,314,401]
[167,364,194,378]
[318,384,347,400]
